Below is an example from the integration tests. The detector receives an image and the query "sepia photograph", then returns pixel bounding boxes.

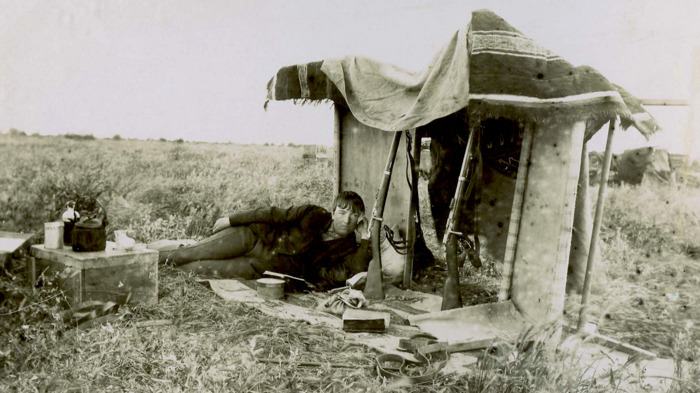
[1,0,698,391]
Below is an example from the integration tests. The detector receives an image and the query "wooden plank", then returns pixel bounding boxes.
[561,324,657,360]
[31,244,157,267]
[0,231,34,253]
[417,337,496,356]
[1,231,34,267]
[586,333,657,359]
[638,98,689,106]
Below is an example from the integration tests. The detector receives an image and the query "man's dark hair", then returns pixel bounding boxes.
[333,191,365,214]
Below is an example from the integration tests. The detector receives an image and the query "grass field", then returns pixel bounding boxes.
[1,133,699,392]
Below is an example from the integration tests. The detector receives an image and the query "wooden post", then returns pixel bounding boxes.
[333,106,343,195]
[690,46,700,161]
[441,127,477,310]
[403,129,421,289]
[577,118,616,331]
[364,131,403,300]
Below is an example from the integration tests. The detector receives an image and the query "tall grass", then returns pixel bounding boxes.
[0,136,334,242]
[582,183,700,360]
[1,133,699,391]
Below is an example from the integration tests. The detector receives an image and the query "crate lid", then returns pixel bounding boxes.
[0,231,34,254]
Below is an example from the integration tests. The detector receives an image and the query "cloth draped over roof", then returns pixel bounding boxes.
[265,9,659,138]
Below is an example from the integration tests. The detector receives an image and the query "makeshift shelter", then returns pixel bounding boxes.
[265,9,659,339]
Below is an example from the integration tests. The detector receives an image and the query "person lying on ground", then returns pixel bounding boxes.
[148,191,371,290]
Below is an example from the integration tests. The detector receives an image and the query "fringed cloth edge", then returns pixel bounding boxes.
[467,98,637,140]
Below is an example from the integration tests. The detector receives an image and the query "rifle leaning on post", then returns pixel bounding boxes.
[364,131,404,301]
[441,127,478,310]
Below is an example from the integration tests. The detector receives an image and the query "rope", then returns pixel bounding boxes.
[383,224,409,255]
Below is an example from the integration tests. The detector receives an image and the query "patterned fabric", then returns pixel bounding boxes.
[265,9,658,138]
[466,9,652,135]
[265,61,345,106]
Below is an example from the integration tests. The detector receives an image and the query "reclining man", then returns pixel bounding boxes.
[151,191,371,290]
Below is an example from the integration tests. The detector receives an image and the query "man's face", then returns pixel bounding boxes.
[331,206,361,237]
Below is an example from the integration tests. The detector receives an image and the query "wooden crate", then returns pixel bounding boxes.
[1,231,34,266]
[30,244,158,306]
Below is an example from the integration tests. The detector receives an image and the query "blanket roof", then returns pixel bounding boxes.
[265,9,659,138]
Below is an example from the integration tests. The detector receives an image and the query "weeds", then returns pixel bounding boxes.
[1,134,699,391]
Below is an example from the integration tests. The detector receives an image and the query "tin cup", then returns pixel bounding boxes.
[44,222,64,250]
[256,278,285,300]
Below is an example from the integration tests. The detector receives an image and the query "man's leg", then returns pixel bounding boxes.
[158,226,257,265]
[177,238,276,279]
[177,257,268,279]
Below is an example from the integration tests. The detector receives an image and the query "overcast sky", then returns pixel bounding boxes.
[1,0,698,155]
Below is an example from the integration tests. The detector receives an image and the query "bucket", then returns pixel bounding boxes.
[44,222,64,250]
[256,278,285,300]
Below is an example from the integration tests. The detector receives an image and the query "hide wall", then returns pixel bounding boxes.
[335,107,414,242]
[507,121,585,322]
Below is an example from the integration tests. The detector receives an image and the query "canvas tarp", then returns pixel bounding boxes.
[319,25,470,131]
[266,9,659,138]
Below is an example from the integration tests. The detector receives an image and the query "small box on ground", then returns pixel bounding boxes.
[30,243,158,306]
[342,308,390,333]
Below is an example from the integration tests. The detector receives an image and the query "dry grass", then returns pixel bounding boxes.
[577,183,700,359]
[2,133,699,392]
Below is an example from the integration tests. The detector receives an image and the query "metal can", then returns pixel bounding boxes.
[256,278,285,300]
[44,222,64,250]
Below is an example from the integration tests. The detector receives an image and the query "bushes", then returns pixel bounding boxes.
[602,183,700,256]
[0,151,115,233]
[590,182,700,358]
[63,133,96,141]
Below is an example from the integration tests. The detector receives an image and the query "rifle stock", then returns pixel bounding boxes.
[441,127,478,310]
[364,131,403,300]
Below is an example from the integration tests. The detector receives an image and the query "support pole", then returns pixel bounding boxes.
[403,130,421,288]
[577,118,616,331]
[364,131,403,300]
[441,127,477,310]
[333,106,342,195]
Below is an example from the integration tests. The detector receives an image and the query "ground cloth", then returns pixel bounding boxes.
[205,279,677,390]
